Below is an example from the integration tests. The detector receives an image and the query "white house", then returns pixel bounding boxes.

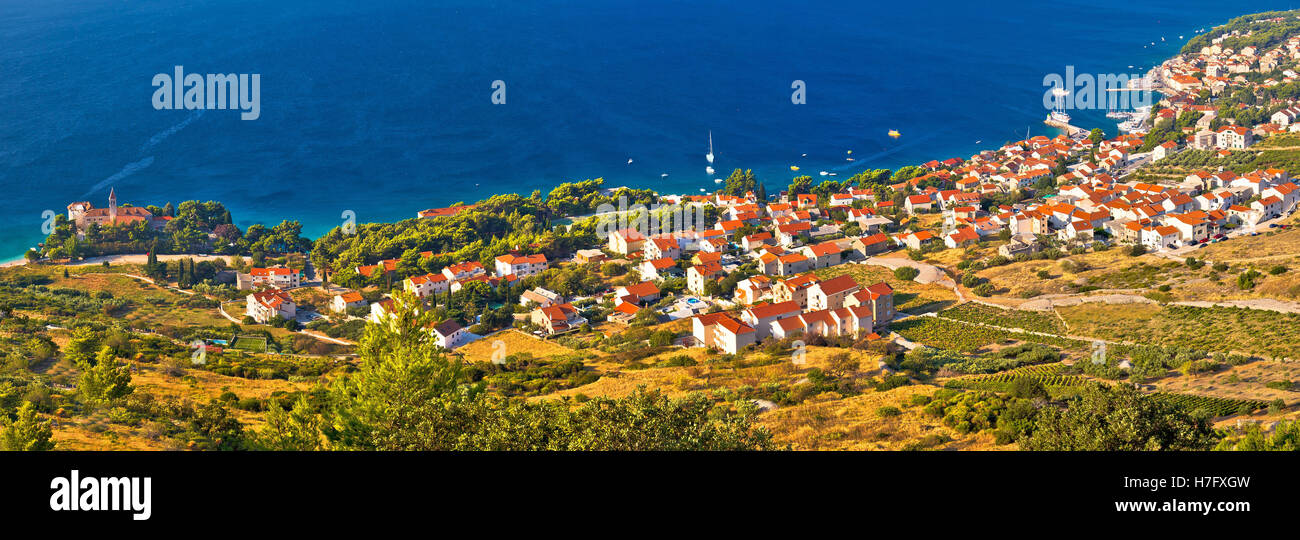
[246,289,296,323]
[431,319,470,350]
[404,273,450,298]
[331,290,367,314]
[494,253,548,279]
[241,266,301,290]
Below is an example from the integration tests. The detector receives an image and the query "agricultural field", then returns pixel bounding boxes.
[1152,360,1300,406]
[812,264,957,314]
[937,303,1066,334]
[1148,393,1268,417]
[892,316,1086,353]
[945,371,1088,392]
[1056,303,1300,360]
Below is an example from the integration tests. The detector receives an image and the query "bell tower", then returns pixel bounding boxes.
[108,187,117,223]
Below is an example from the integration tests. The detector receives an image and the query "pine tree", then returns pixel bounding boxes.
[254,396,322,450]
[78,346,133,406]
[0,401,55,451]
[756,182,768,203]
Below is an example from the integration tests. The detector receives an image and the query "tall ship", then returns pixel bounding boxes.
[1047,111,1072,124]
[1045,87,1072,126]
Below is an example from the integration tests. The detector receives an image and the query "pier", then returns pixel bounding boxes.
[1044,117,1088,138]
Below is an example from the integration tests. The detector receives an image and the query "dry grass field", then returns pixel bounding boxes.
[456,329,581,364]
[973,249,1175,299]
[1195,214,1300,263]
[760,385,1007,450]
[48,362,319,451]
[538,345,883,401]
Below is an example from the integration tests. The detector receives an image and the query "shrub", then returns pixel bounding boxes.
[1269,265,1288,275]
[1237,269,1262,290]
[1265,380,1295,391]
[893,266,920,281]
[876,406,902,417]
[1128,245,1146,257]
[973,283,996,297]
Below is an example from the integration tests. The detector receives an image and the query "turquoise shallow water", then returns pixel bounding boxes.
[0,0,1289,260]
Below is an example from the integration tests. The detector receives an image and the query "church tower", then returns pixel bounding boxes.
[108,187,117,224]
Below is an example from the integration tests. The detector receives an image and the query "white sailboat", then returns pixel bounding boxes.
[705,131,715,164]
[706,165,715,175]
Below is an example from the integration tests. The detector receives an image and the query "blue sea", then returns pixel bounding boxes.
[0,0,1294,260]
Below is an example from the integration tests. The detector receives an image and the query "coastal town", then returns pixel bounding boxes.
[6,9,1300,453]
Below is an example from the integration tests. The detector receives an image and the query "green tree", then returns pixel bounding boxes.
[1216,418,1300,451]
[1020,383,1215,451]
[722,168,757,196]
[188,401,247,450]
[78,346,133,406]
[255,396,324,451]
[63,327,101,366]
[325,291,474,450]
[320,291,773,451]
[0,401,55,451]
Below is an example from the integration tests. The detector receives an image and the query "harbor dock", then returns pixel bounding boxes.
[1044,117,1087,138]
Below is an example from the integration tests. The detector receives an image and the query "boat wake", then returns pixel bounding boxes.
[141,110,205,153]
[81,156,155,198]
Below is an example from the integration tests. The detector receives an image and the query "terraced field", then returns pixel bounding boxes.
[937,303,1066,334]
